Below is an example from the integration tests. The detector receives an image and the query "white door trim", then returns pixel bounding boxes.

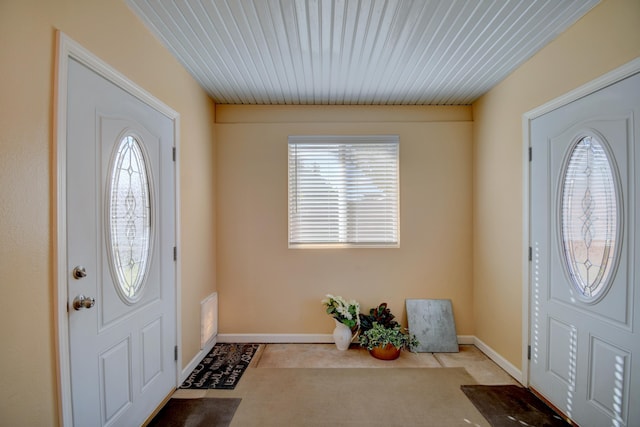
[522,56,640,387]
[54,31,182,426]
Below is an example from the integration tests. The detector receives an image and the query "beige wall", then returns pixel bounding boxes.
[472,0,640,368]
[216,105,474,335]
[0,0,216,425]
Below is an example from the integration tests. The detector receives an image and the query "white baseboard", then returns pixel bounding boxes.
[456,335,475,345]
[180,337,217,383]
[473,336,524,385]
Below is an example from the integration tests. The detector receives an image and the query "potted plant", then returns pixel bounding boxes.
[358,302,399,334]
[359,322,419,360]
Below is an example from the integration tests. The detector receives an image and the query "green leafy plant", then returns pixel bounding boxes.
[321,294,360,332]
[359,322,419,351]
[358,302,399,334]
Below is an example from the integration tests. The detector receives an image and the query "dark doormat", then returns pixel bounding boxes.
[181,343,259,389]
[147,398,241,427]
[461,385,571,427]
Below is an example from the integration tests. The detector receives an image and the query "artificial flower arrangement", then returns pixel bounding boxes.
[321,294,360,333]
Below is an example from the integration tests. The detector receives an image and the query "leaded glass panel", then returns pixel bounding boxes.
[560,135,618,300]
[108,135,152,302]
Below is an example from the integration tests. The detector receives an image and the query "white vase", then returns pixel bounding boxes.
[333,320,353,351]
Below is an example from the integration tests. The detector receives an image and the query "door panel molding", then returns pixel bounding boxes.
[54,31,181,426]
[522,57,640,388]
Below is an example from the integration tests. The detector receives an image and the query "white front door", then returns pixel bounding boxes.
[67,58,177,426]
[530,71,640,426]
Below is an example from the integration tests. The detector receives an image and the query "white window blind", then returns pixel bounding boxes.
[288,135,399,247]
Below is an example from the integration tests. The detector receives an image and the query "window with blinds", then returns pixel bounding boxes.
[288,135,399,248]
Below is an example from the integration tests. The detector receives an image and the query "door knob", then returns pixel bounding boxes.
[73,295,96,311]
[72,266,87,279]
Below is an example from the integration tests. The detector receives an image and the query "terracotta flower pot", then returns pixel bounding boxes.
[369,343,401,360]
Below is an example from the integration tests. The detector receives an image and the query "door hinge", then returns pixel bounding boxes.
[174,346,178,361]
[529,147,532,162]
[528,246,532,261]
[528,345,531,360]
[173,246,177,261]
[172,147,176,162]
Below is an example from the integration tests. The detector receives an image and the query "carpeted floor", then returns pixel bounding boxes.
[207,367,491,426]
[165,345,532,426]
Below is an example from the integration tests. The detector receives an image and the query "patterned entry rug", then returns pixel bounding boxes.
[180,343,260,390]
[461,385,571,427]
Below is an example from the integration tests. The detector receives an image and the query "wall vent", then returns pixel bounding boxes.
[200,292,218,349]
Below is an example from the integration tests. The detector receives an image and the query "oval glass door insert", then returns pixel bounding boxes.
[107,135,153,302]
[561,135,618,300]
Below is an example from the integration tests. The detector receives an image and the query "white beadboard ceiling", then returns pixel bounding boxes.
[127,0,598,105]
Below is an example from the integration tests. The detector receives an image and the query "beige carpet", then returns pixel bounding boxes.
[219,367,490,426]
